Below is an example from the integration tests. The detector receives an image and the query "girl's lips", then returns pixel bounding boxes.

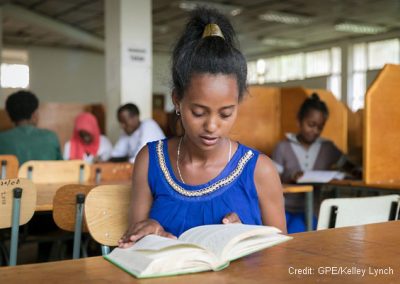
[200,136,218,146]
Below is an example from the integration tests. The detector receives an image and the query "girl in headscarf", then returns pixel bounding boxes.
[63,112,112,163]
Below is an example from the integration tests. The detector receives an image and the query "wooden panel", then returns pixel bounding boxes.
[348,109,363,165]
[0,155,19,179]
[53,184,96,232]
[230,86,281,155]
[89,162,134,182]
[281,88,348,153]
[85,185,131,246]
[0,109,13,131]
[37,103,87,151]
[364,64,400,183]
[18,160,90,183]
[0,178,36,228]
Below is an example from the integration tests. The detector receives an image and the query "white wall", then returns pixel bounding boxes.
[265,76,328,90]
[28,46,105,104]
[153,52,174,111]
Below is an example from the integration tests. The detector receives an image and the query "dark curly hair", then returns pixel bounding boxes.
[117,103,140,118]
[5,90,39,123]
[171,7,247,101]
[297,93,329,121]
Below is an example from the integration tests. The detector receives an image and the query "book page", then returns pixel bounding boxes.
[106,235,225,278]
[179,224,282,260]
[297,170,345,183]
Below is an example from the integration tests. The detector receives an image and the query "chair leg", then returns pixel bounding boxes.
[9,188,23,266]
[101,245,110,255]
[73,194,85,259]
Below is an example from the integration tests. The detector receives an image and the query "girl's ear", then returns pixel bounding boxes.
[171,89,180,110]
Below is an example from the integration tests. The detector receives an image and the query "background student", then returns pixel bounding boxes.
[0,90,62,164]
[63,112,112,163]
[119,7,286,248]
[111,103,165,163]
[272,93,359,233]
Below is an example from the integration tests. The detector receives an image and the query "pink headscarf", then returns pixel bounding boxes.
[69,112,100,159]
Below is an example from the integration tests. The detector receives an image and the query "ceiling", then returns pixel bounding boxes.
[1,0,400,59]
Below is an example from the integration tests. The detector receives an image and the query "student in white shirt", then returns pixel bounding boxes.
[64,112,112,163]
[111,103,165,163]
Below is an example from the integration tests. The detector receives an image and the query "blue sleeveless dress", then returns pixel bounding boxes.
[148,139,262,236]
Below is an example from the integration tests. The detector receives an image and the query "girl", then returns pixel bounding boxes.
[64,112,112,163]
[119,8,286,247]
[272,93,359,233]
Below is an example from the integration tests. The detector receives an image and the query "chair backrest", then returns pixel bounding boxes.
[0,178,36,229]
[53,184,96,232]
[88,162,134,183]
[0,155,19,179]
[317,194,400,230]
[84,185,131,246]
[18,160,90,183]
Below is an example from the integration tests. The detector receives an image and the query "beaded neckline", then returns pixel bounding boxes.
[156,140,254,197]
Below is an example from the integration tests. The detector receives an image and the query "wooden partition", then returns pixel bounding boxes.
[0,109,13,132]
[348,109,363,165]
[364,64,400,183]
[0,103,106,151]
[230,86,281,155]
[280,88,348,153]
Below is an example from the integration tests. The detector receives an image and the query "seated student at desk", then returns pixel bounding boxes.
[118,7,286,248]
[0,90,62,164]
[63,112,112,163]
[272,94,359,233]
[111,103,165,163]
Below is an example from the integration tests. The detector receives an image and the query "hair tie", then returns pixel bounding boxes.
[202,24,225,40]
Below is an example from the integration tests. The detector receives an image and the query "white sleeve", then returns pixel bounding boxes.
[111,136,130,158]
[63,141,71,160]
[98,136,113,161]
[140,120,166,146]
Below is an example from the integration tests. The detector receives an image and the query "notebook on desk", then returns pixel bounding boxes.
[297,171,345,183]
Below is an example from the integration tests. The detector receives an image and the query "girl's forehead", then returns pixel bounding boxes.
[182,73,239,101]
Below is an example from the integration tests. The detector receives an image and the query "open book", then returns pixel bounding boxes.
[297,170,345,183]
[105,224,292,278]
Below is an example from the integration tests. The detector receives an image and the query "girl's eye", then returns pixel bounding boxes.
[192,111,205,117]
[220,112,232,119]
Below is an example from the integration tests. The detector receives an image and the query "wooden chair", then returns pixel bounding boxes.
[53,184,96,259]
[0,155,19,179]
[88,162,134,184]
[0,178,36,266]
[317,194,400,230]
[18,160,90,183]
[84,185,131,254]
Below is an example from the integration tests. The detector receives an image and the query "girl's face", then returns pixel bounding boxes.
[298,109,327,145]
[175,73,239,151]
[78,130,93,145]
[118,110,140,136]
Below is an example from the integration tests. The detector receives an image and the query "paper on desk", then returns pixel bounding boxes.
[297,171,345,183]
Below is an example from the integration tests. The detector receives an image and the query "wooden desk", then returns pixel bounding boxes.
[283,185,314,231]
[35,181,132,212]
[1,221,398,283]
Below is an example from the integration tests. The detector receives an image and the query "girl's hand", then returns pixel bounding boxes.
[118,219,176,248]
[292,171,304,182]
[222,212,242,224]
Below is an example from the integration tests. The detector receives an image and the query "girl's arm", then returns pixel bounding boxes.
[118,146,175,248]
[254,154,287,234]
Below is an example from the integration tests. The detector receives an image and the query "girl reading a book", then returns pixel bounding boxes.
[272,94,360,233]
[119,7,286,247]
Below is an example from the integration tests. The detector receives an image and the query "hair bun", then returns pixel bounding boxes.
[310,93,320,101]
